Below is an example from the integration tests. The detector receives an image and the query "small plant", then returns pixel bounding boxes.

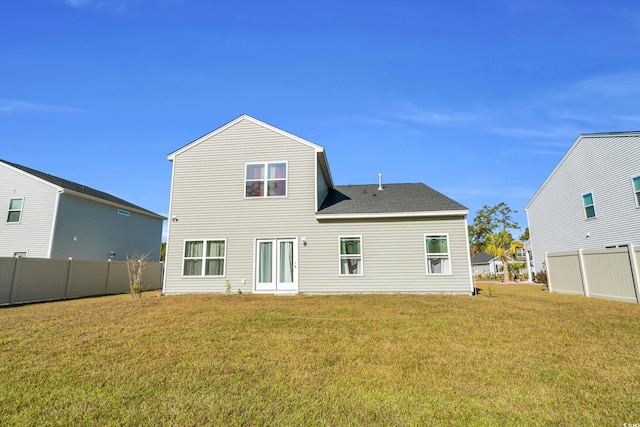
[125,251,151,299]
[484,284,497,297]
[225,280,231,295]
[535,271,548,285]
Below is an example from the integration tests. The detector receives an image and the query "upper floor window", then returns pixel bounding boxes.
[339,236,363,276]
[7,198,23,223]
[425,234,451,275]
[633,176,640,207]
[245,162,287,197]
[183,239,226,277]
[583,193,596,219]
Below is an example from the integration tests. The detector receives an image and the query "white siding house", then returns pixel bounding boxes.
[0,160,165,261]
[164,115,473,295]
[525,131,640,273]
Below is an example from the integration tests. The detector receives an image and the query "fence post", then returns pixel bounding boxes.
[8,256,19,305]
[627,245,640,304]
[64,258,73,299]
[544,252,553,292]
[105,259,112,294]
[577,249,589,298]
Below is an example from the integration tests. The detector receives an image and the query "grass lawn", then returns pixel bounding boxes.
[1,285,639,426]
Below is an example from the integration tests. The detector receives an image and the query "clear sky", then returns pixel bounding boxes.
[3,0,640,241]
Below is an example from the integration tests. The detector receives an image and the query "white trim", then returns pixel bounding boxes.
[582,192,596,219]
[6,196,24,224]
[317,209,468,220]
[244,161,288,198]
[48,191,62,257]
[631,174,640,208]
[163,158,177,293]
[168,115,326,160]
[463,217,474,292]
[253,237,299,293]
[338,235,364,276]
[181,238,227,278]
[424,233,452,275]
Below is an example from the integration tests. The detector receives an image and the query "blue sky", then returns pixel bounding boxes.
[3,0,640,240]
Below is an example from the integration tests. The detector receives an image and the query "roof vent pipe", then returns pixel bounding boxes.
[378,173,383,191]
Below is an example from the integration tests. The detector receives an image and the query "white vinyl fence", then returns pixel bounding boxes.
[545,245,640,303]
[0,257,163,305]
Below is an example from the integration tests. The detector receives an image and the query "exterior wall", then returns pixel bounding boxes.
[0,165,58,258]
[51,193,163,261]
[527,135,640,272]
[316,158,329,211]
[165,118,321,293]
[164,117,473,294]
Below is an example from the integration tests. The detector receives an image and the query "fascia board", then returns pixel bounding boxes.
[315,209,469,220]
[167,114,325,161]
[62,189,167,220]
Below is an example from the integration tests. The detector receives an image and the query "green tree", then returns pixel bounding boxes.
[469,202,520,281]
[519,227,530,241]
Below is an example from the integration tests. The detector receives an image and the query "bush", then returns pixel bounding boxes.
[535,271,548,285]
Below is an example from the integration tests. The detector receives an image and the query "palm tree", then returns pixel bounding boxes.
[485,231,522,283]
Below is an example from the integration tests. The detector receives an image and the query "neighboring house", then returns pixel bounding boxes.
[0,159,165,261]
[470,251,522,277]
[164,114,473,295]
[525,131,640,272]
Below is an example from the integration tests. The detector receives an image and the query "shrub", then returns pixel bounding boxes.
[535,271,548,285]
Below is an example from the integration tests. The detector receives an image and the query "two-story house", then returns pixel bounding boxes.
[1,159,165,261]
[163,115,473,294]
[525,131,640,272]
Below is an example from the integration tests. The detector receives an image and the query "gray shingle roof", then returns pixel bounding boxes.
[0,159,164,218]
[317,183,467,215]
[470,252,494,265]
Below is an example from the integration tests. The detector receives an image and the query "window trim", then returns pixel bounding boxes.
[424,233,452,275]
[7,197,24,224]
[338,235,364,276]
[632,175,640,208]
[13,251,27,258]
[582,193,596,219]
[182,239,227,278]
[244,161,288,198]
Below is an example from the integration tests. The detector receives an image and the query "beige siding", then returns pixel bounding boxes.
[165,117,472,294]
[0,164,58,257]
[527,135,640,272]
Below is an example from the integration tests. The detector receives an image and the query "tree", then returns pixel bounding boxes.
[519,227,530,241]
[125,251,151,298]
[469,202,520,282]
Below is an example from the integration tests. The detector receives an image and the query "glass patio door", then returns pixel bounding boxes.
[255,239,298,292]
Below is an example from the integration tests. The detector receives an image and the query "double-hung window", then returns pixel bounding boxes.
[183,239,226,277]
[633,176,640,207]
[425,234,451,275]
[339,236,363,276]
[7,198,23,223]
[583,193,596,219]
[245,162,287,197]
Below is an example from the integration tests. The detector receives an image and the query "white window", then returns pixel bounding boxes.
[245,162,287,197]
[183,239,226,277]
[13,251,27,258]
[633,176,640,207]
[425,234,451,275]
[583,193,596,219]
[7,198,23,223]
[339,236,363,276]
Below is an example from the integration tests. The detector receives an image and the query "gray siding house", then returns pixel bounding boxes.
[525,131,640,273]
[164,115,473,294]
[0,159,165,261]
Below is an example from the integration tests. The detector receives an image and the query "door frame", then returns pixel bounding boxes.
[253,237,299,294]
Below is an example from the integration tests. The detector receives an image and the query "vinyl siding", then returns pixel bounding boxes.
[165,117,472,294]
[165,118,320,293]
[0,164,58,257]
[52,193,163,261]
[527,135,640,271]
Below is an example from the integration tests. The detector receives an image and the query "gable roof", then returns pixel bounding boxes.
[316,183,468,219]
[0,159,165,219]
[525,130,640,210]
[167,114,334,188]
[470,252,494,265]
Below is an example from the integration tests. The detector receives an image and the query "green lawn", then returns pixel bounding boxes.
[1,285,639,426]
